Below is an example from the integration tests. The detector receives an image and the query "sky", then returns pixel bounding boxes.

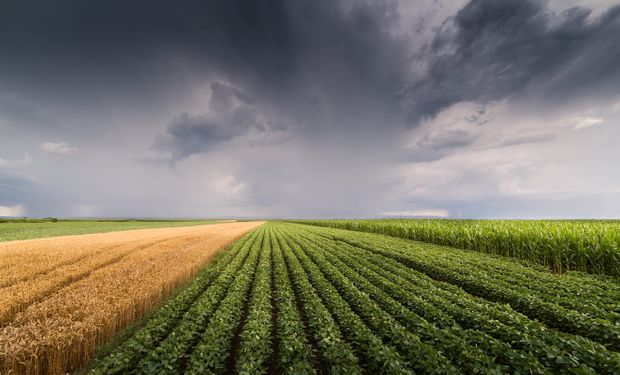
[1,0,620,219]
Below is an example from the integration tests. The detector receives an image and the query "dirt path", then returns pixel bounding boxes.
[0,221,264,375]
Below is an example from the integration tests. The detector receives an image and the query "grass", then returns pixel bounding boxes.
[0,218,229,242]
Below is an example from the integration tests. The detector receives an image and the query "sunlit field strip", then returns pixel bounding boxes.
[0,226,239,325]
[0,219,229,242]
[0,231,215,326]
[0,227,211,284]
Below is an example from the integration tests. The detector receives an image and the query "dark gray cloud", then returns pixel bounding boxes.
[403,0,620,124]
[1,0,619,218]
[0,0,407,126]
[0,174,30,192]
[151,82,285,162]
[2,0,616,132]
[0,94,55,128]
[0,173,32,207]
[154,114,239,161]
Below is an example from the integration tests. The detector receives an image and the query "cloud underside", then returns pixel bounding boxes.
[40,142,77,155]
[403,0,620,124]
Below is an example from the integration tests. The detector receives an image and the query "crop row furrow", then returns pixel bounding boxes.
[132,228,263,374]
[184,227,266,374]
[274,232,364,375]
[293,229,528,373]
[326,234,620,373]
[278,227,445,374]
[327,231,620,351]
[270,228,317,374]
[234,227,274,374]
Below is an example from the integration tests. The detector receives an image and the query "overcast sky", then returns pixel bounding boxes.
[1,0,619,218]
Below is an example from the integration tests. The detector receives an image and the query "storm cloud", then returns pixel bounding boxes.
[403,0,620,123]
[1,0,619,218]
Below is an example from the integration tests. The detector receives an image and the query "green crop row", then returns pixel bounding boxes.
[289,219,620,276]
[288,224,620,373]
[289,229,511,373]
[270,228,316,375]
[234,228,274,374]
[185,227,266,374]
[273,230,364,374]
[92,222,620,374]
[300,224,620,350]
[278,228,418,374]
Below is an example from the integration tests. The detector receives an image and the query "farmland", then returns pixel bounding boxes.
[92,222,620,374]
[0,221,263,374]
[0,219,229,242]
[291,219,620,276]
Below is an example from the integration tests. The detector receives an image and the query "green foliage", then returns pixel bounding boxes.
[274,230,363,375]
[234,229,274,374]
[91,222,620,374]
[289,219,620,276]
[270,228,316,375]
[186,228,267,374]
[278,229,414,374]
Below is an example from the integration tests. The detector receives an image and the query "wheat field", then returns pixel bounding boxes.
[0,221,264,374]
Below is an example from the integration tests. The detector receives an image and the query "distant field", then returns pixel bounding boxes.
[0,219,231,242]
[290,219,620,277]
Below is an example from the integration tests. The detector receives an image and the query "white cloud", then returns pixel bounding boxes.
[40,142,78,155]
[571,116,603,130]
[392,99,620,217]
[380,209,450,218]
[0,204,26,217]
[404,102,609,168]
[0,154,31,169]
[403,101,565,162]
[209,173,246,198]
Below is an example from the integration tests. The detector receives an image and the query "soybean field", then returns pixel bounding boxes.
[92,222,620,374]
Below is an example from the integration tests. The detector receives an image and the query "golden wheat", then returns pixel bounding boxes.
[0,221,264,375]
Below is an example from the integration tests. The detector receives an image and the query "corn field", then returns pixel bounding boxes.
[290,219,620,276]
